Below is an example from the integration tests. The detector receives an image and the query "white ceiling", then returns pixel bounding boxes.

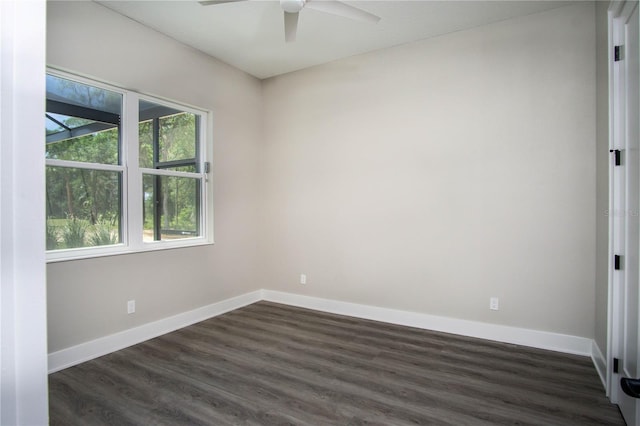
[97,0,575,79]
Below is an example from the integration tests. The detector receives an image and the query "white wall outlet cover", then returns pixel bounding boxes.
[489,297,499,311]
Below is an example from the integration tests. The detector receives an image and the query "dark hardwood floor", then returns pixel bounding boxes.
[49,301,625,425]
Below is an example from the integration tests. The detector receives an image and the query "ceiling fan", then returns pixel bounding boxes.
[199,0,381,42]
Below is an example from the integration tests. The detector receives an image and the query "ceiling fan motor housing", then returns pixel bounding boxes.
[280,0,306,13]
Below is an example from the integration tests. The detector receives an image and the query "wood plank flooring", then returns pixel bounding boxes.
[49,301,625,425]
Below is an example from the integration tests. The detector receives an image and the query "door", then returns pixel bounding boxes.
[611,2,640,425]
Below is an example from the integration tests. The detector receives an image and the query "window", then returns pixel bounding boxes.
[45,71,212,261]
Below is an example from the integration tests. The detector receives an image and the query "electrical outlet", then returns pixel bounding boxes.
[300,274,307,285]
[127,300,136,314]
[489,297,499,311]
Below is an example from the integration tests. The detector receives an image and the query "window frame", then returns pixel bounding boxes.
[46,69,213,262]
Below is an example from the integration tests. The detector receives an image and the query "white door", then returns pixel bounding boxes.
[611,2,640,425]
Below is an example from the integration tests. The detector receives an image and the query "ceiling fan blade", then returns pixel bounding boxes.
[306,1,380,23]
[284,11,299,43]
[199,0,247,6]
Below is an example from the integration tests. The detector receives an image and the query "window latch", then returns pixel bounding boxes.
[203,162,210,182]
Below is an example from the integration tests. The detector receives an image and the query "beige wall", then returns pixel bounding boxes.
[260,3,597,338]
[46,1,262,352]
[47,2,600,354]
[594,1,610,356]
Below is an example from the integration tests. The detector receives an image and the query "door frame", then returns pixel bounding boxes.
[607,1,640,422]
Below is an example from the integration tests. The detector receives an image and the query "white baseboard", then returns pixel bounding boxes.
[49,288,597,374]
[591,340,607,391]
[48,290,262,373]
[262,290,593,356]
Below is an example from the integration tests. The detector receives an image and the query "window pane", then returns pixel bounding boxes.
[46,167,121,249]
[46,74,122,114]
[47,113,94,130]
[46,74,122,165]
[159,112,197,163]
[139,119,154,169]
[45,127,119,164]
[163,165,197,173]
[139,100,198,168]
[143,174,200,242]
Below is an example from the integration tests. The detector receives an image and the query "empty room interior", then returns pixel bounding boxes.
[3,0,640,424]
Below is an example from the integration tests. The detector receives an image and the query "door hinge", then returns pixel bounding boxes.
[615,45,623,62]
[204,161,210,174]
[615,254,622,270]
[610,149,622,166]
[614,357,620,374]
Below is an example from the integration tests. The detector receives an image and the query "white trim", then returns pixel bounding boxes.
[123,90,138,251]
[48,290,262,373]
[46,238,212,263]
[139,167,202,179]
[262,290,593,356]
[607,1,640,408]
[606,2,617,401]
[0,0,48,423]
[45,159,124,172]
[593,340,608,391]
[48,289,599,376]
